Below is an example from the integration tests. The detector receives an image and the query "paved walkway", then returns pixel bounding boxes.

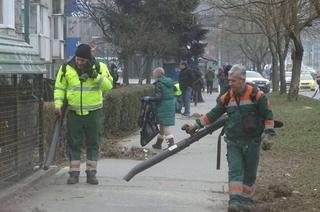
[3,92,229,212]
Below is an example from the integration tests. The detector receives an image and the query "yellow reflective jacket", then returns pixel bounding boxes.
[54,60,113,115]
[174,83,182,96]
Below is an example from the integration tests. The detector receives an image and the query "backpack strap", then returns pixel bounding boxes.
[94,61,101,74]
[223,84,260,108]
[59,63,68,83]
[249,84,258,103]
[223,90,231,108]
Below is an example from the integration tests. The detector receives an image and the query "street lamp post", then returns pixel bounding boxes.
[218,25,222,67]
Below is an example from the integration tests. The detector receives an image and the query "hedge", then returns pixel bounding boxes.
[102,85,154,138]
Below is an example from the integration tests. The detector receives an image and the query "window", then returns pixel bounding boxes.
[40,6,49,36]
[52,0,61,14]
[53,16,59,39]
[0,0,14,28]
[30,4,37,34]
[0,0,3,24]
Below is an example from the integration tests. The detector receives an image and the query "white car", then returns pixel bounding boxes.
[285,72,292,86]
[246,71,271,93]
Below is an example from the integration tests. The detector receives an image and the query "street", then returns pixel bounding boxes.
[299,89,320,99]
[3,92,229,212]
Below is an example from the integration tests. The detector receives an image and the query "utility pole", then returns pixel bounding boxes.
[218,25,222,67]
[24,0,30,44]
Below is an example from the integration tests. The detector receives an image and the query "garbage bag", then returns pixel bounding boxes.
[139,101,159,146]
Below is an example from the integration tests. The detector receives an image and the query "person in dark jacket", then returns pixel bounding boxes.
[191,69,205,106]
[178,62,195,116]
[143,67,176,149]
[205,67,215,94]
[218,65,232,97]
[109,63,119,87]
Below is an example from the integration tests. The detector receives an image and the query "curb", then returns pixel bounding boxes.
[0,166,60,205]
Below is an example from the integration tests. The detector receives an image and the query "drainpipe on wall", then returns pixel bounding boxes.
[24,0,30,44]
[64,0,68,59]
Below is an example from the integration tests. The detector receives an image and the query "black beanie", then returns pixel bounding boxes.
[75,44,92,59]
[223,64,232,76]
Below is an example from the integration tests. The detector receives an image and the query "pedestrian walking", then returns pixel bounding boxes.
[109,63,119,88]
[178,62,195,116]
[312,72,320,98]
[205,67,215,94]
[183,65,276,211]
[174,82,183,114]
[142,67,176,149]
[54,44,113,185]
[191,69,205,106]
[218,65,232,97]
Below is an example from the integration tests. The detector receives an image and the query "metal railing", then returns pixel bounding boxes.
[0,74,43,188]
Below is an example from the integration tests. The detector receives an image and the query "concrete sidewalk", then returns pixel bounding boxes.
[2,92,229,212]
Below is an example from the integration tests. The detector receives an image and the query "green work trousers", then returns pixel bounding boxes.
[67,109,102,162]
[225,136,261,210]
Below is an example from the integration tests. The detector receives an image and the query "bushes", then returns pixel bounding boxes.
[43,85,154,162]
[102,85,153,138]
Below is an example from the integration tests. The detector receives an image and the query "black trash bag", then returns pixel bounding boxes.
[138,101,159,146]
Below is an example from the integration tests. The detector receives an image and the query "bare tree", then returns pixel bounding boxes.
[281,0,320,100]
[76,0,179,84]
[209,0,320,97]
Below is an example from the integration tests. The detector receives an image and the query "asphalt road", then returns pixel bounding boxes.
[299,89,320,99]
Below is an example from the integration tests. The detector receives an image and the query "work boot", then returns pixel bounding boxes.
[166,136,175,148]
[228,208,240,212]
[86,170,99,185]
[239,205,252,212]
[152,135,164,149]
[67,171,80,184]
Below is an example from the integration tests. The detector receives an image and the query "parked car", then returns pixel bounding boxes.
[246,71,271,93]
[300,73,316,91]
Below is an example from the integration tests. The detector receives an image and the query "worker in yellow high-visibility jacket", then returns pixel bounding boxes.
[54,44,113,185]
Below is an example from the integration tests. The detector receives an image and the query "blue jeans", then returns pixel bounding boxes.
[175,96,183,113]
[182,87,192,115]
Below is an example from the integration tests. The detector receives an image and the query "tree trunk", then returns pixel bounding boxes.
[279,56,286,94]
[123,59,129,85]
[137,55,145,85]
[277,36,290,94]
[145,55,153,84]
[267,36,279,92]
[256,61,262,73]
[288,33,303,101]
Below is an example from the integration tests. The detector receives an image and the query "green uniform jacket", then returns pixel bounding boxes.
[199,85,275,140]
[153,76,175,126]
[205,71,215,81]
[54,59,113,115]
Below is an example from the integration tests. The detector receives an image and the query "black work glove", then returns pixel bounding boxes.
[181,123,201,135]
[261,133,275,151]
[79,73,89,82]
[86,57,99,79]
[88,69,98,78]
